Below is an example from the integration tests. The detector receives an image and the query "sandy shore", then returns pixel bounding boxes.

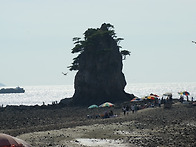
[1,102,196,146]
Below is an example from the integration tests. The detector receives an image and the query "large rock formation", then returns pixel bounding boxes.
[64,23,133,106]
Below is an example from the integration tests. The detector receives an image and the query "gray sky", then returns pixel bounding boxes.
[1,0,196,86]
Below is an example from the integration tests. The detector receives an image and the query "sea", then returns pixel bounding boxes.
[0,82,196,106]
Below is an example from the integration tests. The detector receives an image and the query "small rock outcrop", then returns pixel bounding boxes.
[66,23,133,106]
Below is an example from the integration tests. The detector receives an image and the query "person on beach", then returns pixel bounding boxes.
[169,94,173,102]
[109,110,113,116]
[180,95,184,103]
[186,95,189,101]
[104,111,109,118]
[122,106,126,115]
[158,99,161,107]
[131,105,135,113]
[126,105,130,115]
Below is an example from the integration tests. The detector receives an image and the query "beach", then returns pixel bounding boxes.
[0,102,196,146]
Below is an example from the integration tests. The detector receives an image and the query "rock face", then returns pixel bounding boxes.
[70,24,133,106]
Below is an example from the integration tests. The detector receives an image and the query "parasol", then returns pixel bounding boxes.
[0,133,31,147]
[99,102,114,107]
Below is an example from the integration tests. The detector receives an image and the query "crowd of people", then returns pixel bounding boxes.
[122,100,159,115]
[87,94,195,119]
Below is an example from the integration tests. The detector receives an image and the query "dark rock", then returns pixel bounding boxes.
[59,98,73,106]
[71,23,134,106]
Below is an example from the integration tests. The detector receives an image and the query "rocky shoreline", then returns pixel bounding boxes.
[1,102,196,146]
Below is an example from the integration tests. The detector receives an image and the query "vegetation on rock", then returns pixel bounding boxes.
[68,23,130,71]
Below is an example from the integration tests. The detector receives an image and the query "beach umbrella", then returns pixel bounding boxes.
[0,133,31,147]
[131,97,142,102]
[178,91,190,96]
[99,102,114,107]
[147,95,156,100]
[88,104,99,109]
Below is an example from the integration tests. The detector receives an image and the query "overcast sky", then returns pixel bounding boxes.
[1,0,196,86]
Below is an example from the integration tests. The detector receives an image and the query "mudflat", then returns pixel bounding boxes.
[1,103,196,146]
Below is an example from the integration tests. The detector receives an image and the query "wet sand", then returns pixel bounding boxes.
[1,102,196,146]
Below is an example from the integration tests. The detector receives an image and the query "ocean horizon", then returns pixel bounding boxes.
[0,82,195,106]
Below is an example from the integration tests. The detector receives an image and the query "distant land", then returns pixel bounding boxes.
[0,83,5,87]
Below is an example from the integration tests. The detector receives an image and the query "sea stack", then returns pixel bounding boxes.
[66,23,133,106]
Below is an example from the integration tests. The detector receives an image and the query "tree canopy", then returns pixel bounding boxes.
[68,23,130,71]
